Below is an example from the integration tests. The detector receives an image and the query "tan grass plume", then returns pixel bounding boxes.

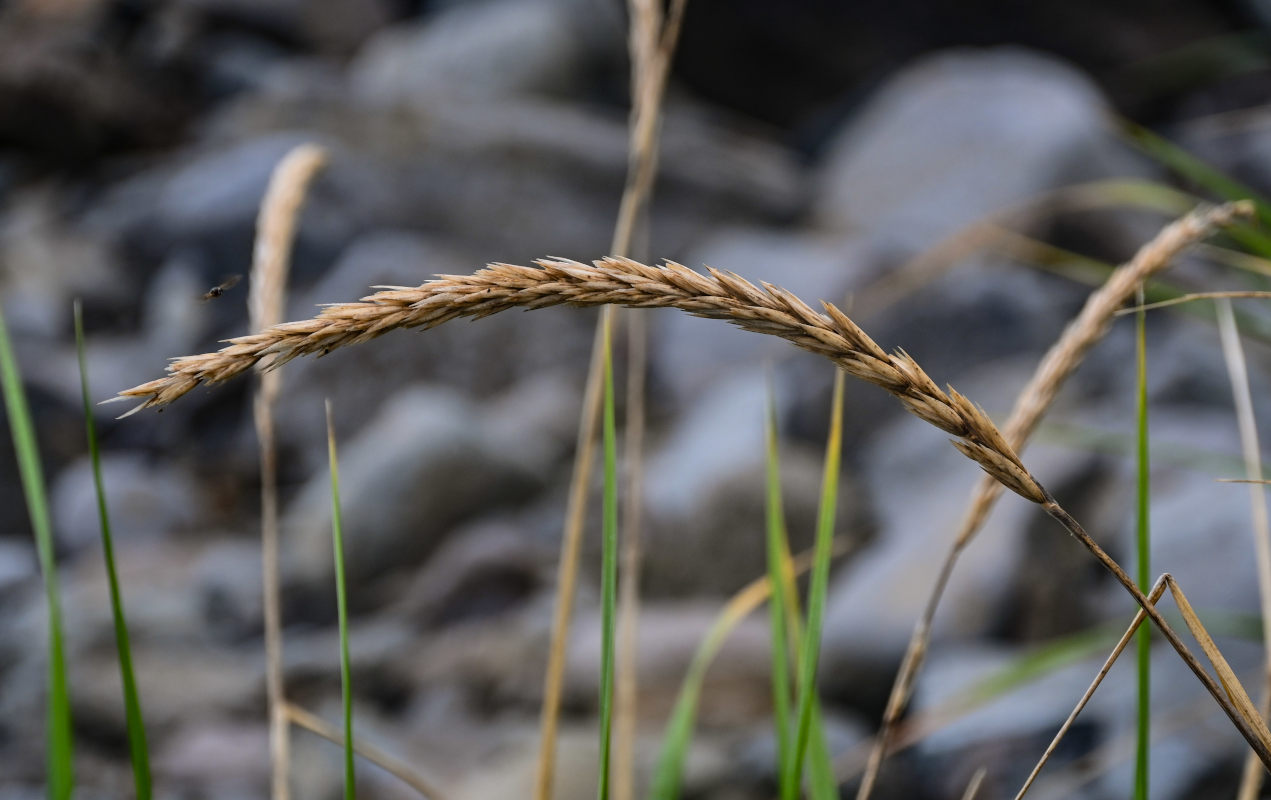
[118,256,1046,502]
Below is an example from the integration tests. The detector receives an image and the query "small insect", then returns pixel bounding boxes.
[202,274,242,301]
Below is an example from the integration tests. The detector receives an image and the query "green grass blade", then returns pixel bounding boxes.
[75,301,150,798]
[646,546,837,799]
[1134,292,1151,800]
[763,377,794,779]
[325,400,356,799]
[0,302,74,798]
[1120,121,1271,219]
[781,370,845,800]
[597,317,619,800]
[1120,121,1271,255]
[1009,231,1271,345]
[646,592,751,800]
[765,375,838,800]
[957,626,1115,709]
[804,704,837,800]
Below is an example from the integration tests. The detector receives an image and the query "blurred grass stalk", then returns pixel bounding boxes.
[75,301,152,798]
[598,316,620,800]
[780,371,844,800]
[1216,298,1271,800]
[764,377,795,781]
[536,1,687,795]
[326,401,357,800]
[0,303,74,798]
[1133,288,1151,800]
[250,142,328,800]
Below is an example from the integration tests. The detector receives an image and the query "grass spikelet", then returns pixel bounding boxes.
[0,303,74,798]
[115,257,1045,493]
[75,301,151,798]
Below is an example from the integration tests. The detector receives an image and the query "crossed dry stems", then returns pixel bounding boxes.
[117,202,1271,776]
[856,199,1258,798]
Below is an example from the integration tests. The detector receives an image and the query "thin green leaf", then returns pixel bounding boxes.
[1007,232,1271,345]
[958,627,1115,709]
[646,547,840,799]
[1035,421,1257,478]
[598,317,619,800]
[326,400,356,799]
[1120,121,1271,254]
[1134,290,1151,800]
[803,704,838,800]
[646,584,761,800]
[764,376,793,778]
[75,301,150,798]
[0,302,74,798]
[781,370,844,800]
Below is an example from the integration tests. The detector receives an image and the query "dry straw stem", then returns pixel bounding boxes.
[1011,570,1271,799]
[854,200,1254,800]
[612,4,686,800]
[248,142,329,800]
[1118,289,1271,315]
[284,703,446,800]
[535,2,687,799]
[1216,298,1271,800]
[1015,576,1170,799]
[119,244,1271,766]
[960,767,988,800]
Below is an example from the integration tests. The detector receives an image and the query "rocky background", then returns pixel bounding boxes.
[1,0,1271,798]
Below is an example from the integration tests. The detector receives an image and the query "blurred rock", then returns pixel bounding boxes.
[395,520,542,628]
[814,48,1140,250]
[565,602,773,723]
[0,187,124,340]
[640,369,872,597]
[282,384,546,594]
[51,452,202,553]
[1089,405,1270,617]
[154,719,269,794]
[85,131,377,286]
[861,260,1082,400]
[0,9,187,162]
[819,360,1097,686]
[910,636,1261,800]
[75,641,263,731]
[351,0,601,104]
[0,538,35,595]
[1177,105,1271,200]
[194,538,265,642]
[178,0,391,55]
[211,87,804,259]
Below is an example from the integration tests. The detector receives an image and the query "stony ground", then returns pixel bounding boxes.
[1,1,1270,798]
